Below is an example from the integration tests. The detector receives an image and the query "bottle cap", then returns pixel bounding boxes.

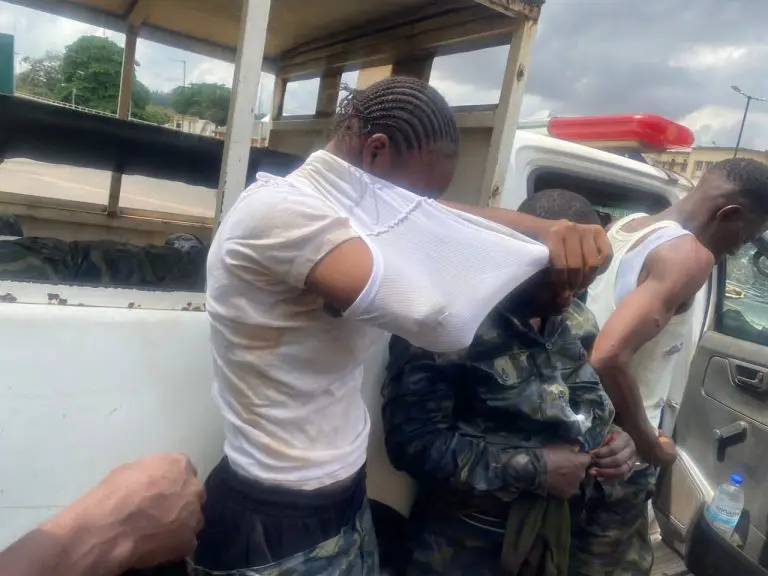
[731,474,744,485]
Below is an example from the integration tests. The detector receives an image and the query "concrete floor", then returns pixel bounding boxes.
[0,158,217,218]
[653,541,689,576]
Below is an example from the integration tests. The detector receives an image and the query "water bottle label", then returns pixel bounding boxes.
[706,504,739,526]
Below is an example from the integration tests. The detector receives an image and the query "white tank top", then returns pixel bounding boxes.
[587,214,694,428]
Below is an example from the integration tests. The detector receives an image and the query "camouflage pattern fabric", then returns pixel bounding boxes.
[0,235,207,290]
[569,465,659,576]
[186,500,379,576]
[382,299,615,574]
[382,298,614,497]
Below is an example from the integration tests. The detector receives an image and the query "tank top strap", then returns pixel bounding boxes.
[614,225,692,306]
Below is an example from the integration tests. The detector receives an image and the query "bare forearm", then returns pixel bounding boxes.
[593,362,658,461]
[0,512,127,576]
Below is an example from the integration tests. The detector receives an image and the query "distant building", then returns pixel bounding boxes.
[646,147,768,183]
[166,114,217,137]
[214,114,272,148]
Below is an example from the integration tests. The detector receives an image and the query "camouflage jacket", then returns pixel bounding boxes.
[382,299,615,501]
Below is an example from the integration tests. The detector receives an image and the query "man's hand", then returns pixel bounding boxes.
[645,433,677,467]
[634,430,677,467]
[542,445,592,499]
[44,453,205,574]
[539,220,612,295]
[590,429,636,480]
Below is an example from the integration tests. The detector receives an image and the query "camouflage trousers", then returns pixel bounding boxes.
[404,506,508,575]
[569,465,659,576]
[403,466,658,576]
[186,501,378,575]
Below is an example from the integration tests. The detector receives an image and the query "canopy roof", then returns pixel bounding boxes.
[7,0,542,74]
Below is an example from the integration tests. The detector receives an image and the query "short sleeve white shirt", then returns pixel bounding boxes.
[206,174,379,489]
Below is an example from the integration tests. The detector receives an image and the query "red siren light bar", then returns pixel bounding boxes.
[546,114,695,152]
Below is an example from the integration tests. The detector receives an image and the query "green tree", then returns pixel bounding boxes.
[151,90,173,108]
[134,104,172,126]
[57,35,160,122]
[15,51,63,98]
[171,83,231,126]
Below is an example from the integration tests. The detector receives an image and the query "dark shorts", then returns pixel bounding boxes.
[189,458,378,575]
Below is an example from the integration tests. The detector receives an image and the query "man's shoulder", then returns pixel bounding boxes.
[639,234,714,304]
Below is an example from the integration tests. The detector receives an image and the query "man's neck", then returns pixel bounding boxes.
[658,200,714,250]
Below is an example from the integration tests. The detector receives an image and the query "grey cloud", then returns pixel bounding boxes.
[524,0,768,147]
[435,0,768,148]
[6,0,768,148]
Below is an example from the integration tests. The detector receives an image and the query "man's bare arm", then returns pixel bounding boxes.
[440,201,612,293]
[306,206,613,312]
[590,236,713,466]
[0,454,204,576]
[0,516,127,576]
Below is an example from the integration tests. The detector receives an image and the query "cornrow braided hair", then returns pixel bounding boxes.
[334,76,460,156]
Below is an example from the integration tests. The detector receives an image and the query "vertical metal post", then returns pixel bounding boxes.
[107,25,138,217]
[479,19,538,208]
[215,0,272,229]
[391,53,435,82]
[734,97,751,158]
[315,69,343,118]
[271,75,287,120]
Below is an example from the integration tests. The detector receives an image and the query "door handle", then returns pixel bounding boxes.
[714,421,748,442]
[733,364,768,393]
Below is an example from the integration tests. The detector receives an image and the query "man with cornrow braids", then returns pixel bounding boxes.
[193,76,612,575]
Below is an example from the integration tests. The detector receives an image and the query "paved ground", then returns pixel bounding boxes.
[653,541,689,576]
[0,158,217,218]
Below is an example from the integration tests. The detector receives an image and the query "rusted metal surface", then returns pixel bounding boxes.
[0,281,206,312]
[47,293,68,305]
[472,0,544,21]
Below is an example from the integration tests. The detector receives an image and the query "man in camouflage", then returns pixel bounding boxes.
[382,189,637,575]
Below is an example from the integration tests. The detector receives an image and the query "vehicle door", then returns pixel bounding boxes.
[654,238,768,576]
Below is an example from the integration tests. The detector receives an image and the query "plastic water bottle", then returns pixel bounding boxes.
[706,474,745,539]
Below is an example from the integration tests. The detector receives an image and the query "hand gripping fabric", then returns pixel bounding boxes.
[287,151,550,352]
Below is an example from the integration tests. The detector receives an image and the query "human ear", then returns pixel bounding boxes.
[362,133,393,174]
[715,204,744,224]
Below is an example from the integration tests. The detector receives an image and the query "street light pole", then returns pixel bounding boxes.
[169,58,188,132]
[170,58,187,88]
[731,85,768,158]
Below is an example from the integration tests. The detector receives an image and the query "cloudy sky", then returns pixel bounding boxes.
[1,0,767,149]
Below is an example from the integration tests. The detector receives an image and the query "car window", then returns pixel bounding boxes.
[717,243,768,347]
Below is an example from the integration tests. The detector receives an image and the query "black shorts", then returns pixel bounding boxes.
[192,457,368,572]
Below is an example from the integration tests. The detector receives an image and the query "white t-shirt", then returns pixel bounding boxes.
[206,152,549,490]
[206,178,379,490]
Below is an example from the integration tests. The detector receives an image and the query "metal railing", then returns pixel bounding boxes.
[14,91,160,126]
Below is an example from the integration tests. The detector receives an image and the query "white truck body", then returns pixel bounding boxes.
[0,131,706,548]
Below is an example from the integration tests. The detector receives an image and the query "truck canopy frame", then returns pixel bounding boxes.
[4,0,542,228]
